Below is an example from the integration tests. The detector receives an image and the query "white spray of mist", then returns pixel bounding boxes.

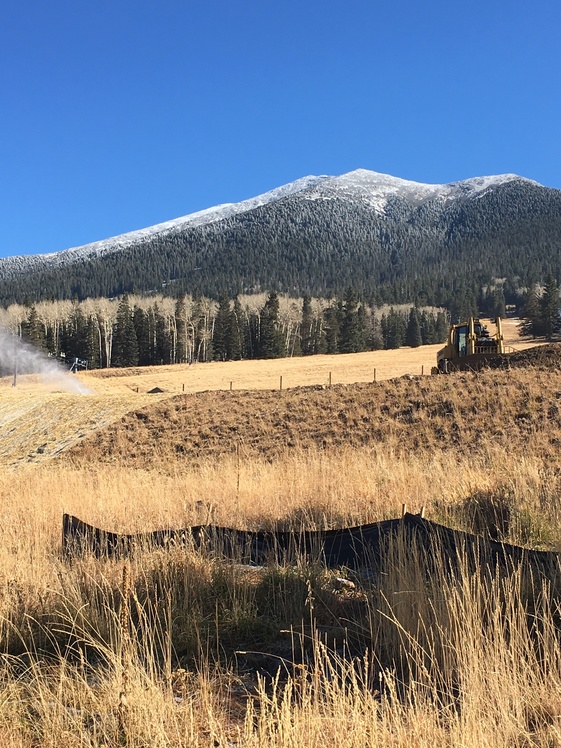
[0,327,93,394]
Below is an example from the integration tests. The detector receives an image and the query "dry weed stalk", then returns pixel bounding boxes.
[118,560,132,741]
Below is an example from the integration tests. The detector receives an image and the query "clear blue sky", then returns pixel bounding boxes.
[1,0,560,258]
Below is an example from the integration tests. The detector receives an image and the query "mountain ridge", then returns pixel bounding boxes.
[0,169,560,307]
[0,170,539,269]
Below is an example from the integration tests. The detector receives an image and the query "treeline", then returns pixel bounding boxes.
[0,291,450,370]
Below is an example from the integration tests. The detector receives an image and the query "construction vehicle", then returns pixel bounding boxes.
[433,317,512,373]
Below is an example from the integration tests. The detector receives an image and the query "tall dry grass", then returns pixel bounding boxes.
[2,526,561,746]
[2,442,561,743]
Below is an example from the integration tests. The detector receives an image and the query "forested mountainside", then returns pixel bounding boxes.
[1,170,561,307]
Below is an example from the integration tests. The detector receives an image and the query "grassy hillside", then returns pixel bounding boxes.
[66,351,561,468]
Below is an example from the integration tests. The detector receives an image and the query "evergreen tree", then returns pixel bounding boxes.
[213,292,231,361]
[300,295,315,355]
[63,304,89,361]
[541,275,560,340]
[448,285,477,323]
[369,315,384,350]
[228,297,243,360]
[419,311,436,345]
[434,311,450,343]
[405,307,423,347]
[339,287,361,353]
[21,305,46,350]
[86,316,101,369]
[519,286,542,338]
[382,308,406,349]
[45,326,57,357]
[245,309,260,359]
[112,295,139,367]
[323,304,340,354]
[175,296,187,363]
[154,303,172,364]
[133,306,152,365]
[492,288,507,318]
[259,292,285,358]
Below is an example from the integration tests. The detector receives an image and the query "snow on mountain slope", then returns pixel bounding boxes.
[0,174,330,278]
[301,169,537,213]
[0,170,538,279]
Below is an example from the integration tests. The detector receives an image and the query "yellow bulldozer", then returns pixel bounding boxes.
[433,317,513,373]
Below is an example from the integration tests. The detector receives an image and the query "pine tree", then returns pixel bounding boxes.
[228,297,243,360]
[369,315,384,350]
[112,295,139,367]
[154,304,172,365]
[213,292,231,361]
[492,288,507,318]
[63,304,89,361]
[133,306,152,365]
[175,296,187,363]
[419,311,436,344]
[541,275,560,340]
[300,295,315,355]
[519,286,542,338]
[382,308,406,349]
[339,287,365,353]
[323,304,340,354]
[435,311,450,343]
[259,292,285,358]
[86,316,101,369]
[245,309,260,359]
[405,307,423,347]
[22,305,46,350]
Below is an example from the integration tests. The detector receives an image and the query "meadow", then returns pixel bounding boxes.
[1,323,561,746]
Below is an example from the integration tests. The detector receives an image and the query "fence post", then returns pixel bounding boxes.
[329,372,332,388]
[280,375,283,391]
[230,381,233,391]
[373,368,377,382]
[401,503,407,518]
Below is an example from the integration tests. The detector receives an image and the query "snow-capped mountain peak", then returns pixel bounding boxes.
[300,169,537,213]
[0,169,542,282]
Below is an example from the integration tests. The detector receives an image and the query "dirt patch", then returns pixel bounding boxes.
[507,343,561,369]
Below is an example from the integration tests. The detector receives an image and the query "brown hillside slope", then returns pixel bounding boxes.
[67,343,561,467]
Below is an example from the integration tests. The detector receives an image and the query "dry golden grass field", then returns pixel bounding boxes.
[0,317,533,468]
[3,321,561,747]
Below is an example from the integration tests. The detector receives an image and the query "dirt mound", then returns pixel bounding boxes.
[507,343,561,369]
[66,366,561,466]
